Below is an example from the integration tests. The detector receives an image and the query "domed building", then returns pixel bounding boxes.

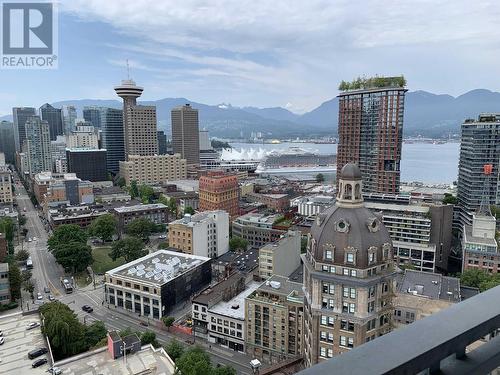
[303,163,396,366]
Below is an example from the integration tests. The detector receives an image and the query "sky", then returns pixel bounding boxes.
[1,0,500,116]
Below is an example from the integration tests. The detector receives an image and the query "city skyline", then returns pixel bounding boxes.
[1,1,500,116]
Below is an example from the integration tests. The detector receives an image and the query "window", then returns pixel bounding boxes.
[343,287,349,298]
[325,250,332,260]
[350,288,356,299]
[382,283,389,293]
[328,332,334,343]
[348,337,354,348]
[194,305,199,311]
[322,265,328,272]
[330,266,336,273]
[369,286,376,298]
[346,253,354,263]
[341,320,355,332]
[351,270,357,277]
[368,301,375,313]
[320,331,327,341]
[367,318,376,331]
[343,268,349,276]
[340,336,347,347]
[327,348,333,358]
[320,347,327,358]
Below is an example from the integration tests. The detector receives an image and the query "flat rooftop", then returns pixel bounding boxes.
[0,313,48,375]
[365,201,429,214]
[107,249,210,286]
[58,346,174,375]
[253,274,305,298]
[114,203,167,213]
[214,248,259,274]
[464,224,498,247]
[170,210,226,227]
[209,281,261,320]
[396,269,461,303]
[234,212,279,224]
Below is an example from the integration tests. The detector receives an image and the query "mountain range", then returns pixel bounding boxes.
[2,89,500,138]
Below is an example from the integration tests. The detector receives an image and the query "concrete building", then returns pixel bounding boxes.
[337,77,407,194]
[12,107,36,152]
[113,203,168,232]
[291,195,335,217]
[94,186,131,203]
[462,208,499,273]
[232,213,286,249]
[0,166,13,204]
[62,105,77,134]
[114,79,158,157]
[168,210,229,259]
[100,107,125,174]
[162,191,199,213]
[66,125,99,149]
[199,171,239,218]
[119,154,187,185]
[104,249,211,318]
[157,130,168,155]
[50,135,67,173]
[0,234,7,263]
[211,248,259,283]
[456,114,500,232]
[245,275,305,363]
[22,116,52,175]
[66,148,108,182]
[365,201,453,273]
[0,121,15,164]
[171,104,200,166]
[393,269,461,328]
[259,231,301,280]
[33,171,94,206]
[303,164,396,367]
[0,263,10,305]
[246,193,290,212]
[83,106,102,129]
[40,103,64,140]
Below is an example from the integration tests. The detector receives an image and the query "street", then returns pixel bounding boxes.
[13,173,254,374]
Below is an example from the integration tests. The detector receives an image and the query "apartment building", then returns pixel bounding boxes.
[119,154,187,185]
[33,172,94,206]
[0,166,12,204]
[258,231,301,280]
[232,213,286,249]
[245,275,304,364]
[199,171,239,218]
[246,193,290,212]
[66,125,99,149]
[113,203,168,232]
[168,211,229,259]
[291,195,335,217]
[0,263,10,305]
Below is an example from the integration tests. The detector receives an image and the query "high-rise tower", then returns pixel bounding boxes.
[12,107,36,152]
[337,76,407,194]
[171,104,200,166]
[40,103,64,141]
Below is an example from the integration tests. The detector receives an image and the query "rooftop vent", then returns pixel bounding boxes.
[270,281,281,289]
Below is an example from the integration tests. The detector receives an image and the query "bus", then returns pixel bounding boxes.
[26,257,33,269]
[61,278,73,294]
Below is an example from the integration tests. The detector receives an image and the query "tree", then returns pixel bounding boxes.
[84,321,107,348]
[139,184,155,204]
[18,215,27,226]
[165,339,184,362]
[129,180,139,198]
[184,206,195,215]
[141,331,160,348]
[48,224,89,253]
[0,217,14,243]
[116,177,126,188]
[229,237,248,252]
[162,316,175,330]
[315,173,325,183]
[8,261,22,301]
[89,214,117,242]
[110,237,146,262]
[213,366,237,375]
[23,279,35,297]
[460,269,500,292]
[126,218,156,240]
[442,193,458,205]
[15,249,30,261]
[40,302,87,359]
[175,346,212,375]
[52,242,93,273]
[21,269,32,283]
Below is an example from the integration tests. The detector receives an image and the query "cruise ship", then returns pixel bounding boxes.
[255,147,336,175]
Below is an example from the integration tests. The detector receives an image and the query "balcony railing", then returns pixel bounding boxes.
[298,285,500,375]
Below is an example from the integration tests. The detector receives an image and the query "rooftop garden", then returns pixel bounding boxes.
[338,75,406,91]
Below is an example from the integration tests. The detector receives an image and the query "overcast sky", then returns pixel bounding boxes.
[1,0,500,116]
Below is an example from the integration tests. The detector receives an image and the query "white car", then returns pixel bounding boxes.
[37,293,43,300]
[33,237,37,241]
[159,235,167,239]
[26,322,40,330]
[0,337,4,345]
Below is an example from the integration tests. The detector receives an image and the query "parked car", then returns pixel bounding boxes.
[0,337,4,345]
[44,287,50,293]
[82,305,93,313]
[48,367,62,375]
[32,358,48,368]
[0,330,3,336]
[28,347,48,359]
[33,237,37,241]
[36,293,43,300]
[27,237,32,242]
[48,295,55,301]
[26,322,40,330]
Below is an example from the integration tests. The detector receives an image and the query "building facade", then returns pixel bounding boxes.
[100,107,125,174]
[66,126,99,149]
[125,105,158,157]
[0,121,16,164]
[337,78,406,194]
[245,275,305,363]
[0,263,10,305]
[104,249,211,319]
[40,103,64,141]
[199,171,239,218]
[157,130,168,155]
[119,154,187,185]
[50,136,67,173]
[303,164,396,367]
[168,211,229,259]
[291,195,335,217]
[232,213,286,249]
[246,193,290,212]
[83,106,102,128]
[12,107,36,152]
[66,149,108,182]
[62,105,77,134]
[456,114,500,232]
[171,104,200,166]
[113,203,168,232]
[258,231,301,280]
[0,166,13,204]
[23,116,52,175]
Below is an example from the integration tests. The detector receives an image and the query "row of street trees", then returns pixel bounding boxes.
[47,224,93,273]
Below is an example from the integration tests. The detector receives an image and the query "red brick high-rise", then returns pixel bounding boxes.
[199,171,239,219]
[337,77,407,194]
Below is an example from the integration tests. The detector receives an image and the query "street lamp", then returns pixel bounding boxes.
[250,359,261,375]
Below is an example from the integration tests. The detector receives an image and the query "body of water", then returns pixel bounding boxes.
[229,142,460,184]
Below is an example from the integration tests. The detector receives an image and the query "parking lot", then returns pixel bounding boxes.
[0,312,51,374]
